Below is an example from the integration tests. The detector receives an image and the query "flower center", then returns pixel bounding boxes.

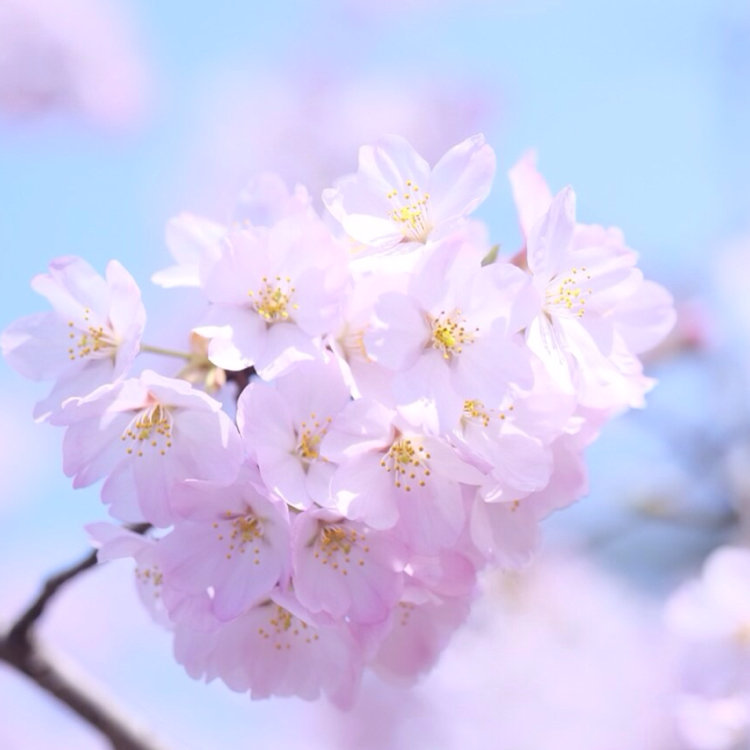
[314,524,370,575]
[214,511,264,562]
[544,266,593,319]
[463,399,491,427]
[249,275,297,323]
[295,412,332,466]
[462,398,515,427]
[66,307,118,361]
[122,402,173,457]
[258,604,320,649]
[430,310,476,359]
[386,179,432,243]
[380,437,431,491]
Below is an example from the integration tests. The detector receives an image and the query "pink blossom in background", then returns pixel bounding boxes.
[313,549,677,750]
[183,69,495,216]
[0,0,149,126]
[666,546,750,749]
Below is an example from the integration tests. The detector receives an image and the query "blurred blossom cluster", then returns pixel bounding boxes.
[1,133,674,706]
[0,0,148,126]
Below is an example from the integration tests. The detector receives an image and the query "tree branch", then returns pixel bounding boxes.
[0,523,166,750]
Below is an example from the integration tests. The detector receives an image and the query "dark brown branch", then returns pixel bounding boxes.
[4,523,151,650]
[0,523,164,750]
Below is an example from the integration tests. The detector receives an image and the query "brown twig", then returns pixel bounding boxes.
[0,523,165,750]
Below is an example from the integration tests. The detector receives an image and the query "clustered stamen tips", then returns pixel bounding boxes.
[545,266,593,318]
[66,308,118,362]
[258,605,320,650]
[121,402,173,457]
[249,275,297,323]
[430,310,477,359]
[296,413,333,466]
[314,524,370,575]
[218,512,265,562]
[380,437,431,492]
[386,179,432,242]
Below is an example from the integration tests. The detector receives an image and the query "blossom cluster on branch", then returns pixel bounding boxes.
[1,134,675,706]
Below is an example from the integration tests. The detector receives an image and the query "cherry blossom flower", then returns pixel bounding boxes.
[323,134,495,255]
[1,255,145,420]
[152,174,313,290]
[196,214,349,378]
[53,369,243,526]
[158,468,291,622]
[173,590,364,707]
[324,400,484,553]
[236,358,352,509]
[524,188,673,409]
[292,508,405,625]
[363,238,535,432]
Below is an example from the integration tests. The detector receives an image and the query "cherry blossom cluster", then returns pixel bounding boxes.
[2,134,675,706]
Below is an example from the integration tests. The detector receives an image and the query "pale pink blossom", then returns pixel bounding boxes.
[323,134,495,255]
[87,521,173,628]
[522,187,674,409]
[324,400,483,553]
[152,174,313,290]
[236,358,352,509]
[196,214,349,378]
[292,508,405,625]
[53,369,243,526]
[363,237,535,432]
[1,256,145,420]
[173,590,364,707]
[371,587,471,684]
[158,469,291,622]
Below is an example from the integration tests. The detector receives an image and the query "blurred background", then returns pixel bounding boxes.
[1,0,749,747]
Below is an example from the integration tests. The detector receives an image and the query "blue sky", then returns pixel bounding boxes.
[0,1,748,747]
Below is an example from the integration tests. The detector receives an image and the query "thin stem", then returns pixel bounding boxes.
[0,523,163,750]
[139,343,193,361]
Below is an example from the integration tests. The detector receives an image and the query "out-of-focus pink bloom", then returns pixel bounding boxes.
[666,546,750,648]
[236,358,352,509]
[666,547,750,749]
[1,256,145,420]
[371,588,472,684]
[675,693,750,750]
[324,134,495,256]
[196,214,349,378]
[53,370,243,526]
[0,0,149,126]
[318,550,674,749]
[173,591,364,708]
